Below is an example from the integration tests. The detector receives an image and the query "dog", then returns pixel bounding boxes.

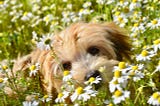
[12,22,131,100]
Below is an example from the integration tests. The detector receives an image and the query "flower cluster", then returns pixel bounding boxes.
[55,70,100,105]
[106,62,144,104]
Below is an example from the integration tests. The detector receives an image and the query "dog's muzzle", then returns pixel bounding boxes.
[84,70,102,89]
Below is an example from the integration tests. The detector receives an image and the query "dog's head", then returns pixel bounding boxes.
[52,22,131,90]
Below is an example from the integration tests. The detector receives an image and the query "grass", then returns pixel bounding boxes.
[0,0,160,106]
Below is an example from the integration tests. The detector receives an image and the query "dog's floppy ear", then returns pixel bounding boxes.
[105,22,131,61]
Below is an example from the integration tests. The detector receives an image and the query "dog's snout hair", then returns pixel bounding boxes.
[12,22,131,99]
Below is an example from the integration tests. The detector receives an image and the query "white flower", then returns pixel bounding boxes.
[112,90,130,104]
[113,15,128,27]
[129,0,141,11]
[36,33,52,50]
[96,0,106,5]
[23,101,39,106]
[152,39,160,52]
[84,76,102,85]
[55,91,69,103]
[0,64,9,73]
[127,64,144,81]
[70,86,97,102]
[29,63,40,77]
[62,70,72,82]
[131,23,146,33]
[147,18,160,29]
[83,2,92,8]
[148,92,160,106]
[0,77,8,88]
[109,77,126,93]
[41,95,52,103]
[43,14,54,25]
[21,12,33,21]
[136,50,155,61]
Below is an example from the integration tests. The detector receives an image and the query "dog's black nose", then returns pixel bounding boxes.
[85,70,101,81]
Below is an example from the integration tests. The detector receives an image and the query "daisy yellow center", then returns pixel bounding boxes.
[118,17,123,22]
[113,79,118,84]
[76,87,83,95]
[89,77,95,82]
[118,62,126,69]
[0,78,4,83]
[141,50,148,57]
[115,11,120,16]
[132,66,138,71]
[29,65,36,71]
[58,93,63,98]
[152,92,159,99]
[114,70,121,78]
[2,65,8,70]
[153,39,160,45]
[108,103,113,106]
[0,1,3,4]
[34,95,39,100]
[124,7,129,13]
[134,23,139,27]
[158,61,160,65]
[114,90,122,97]
[63,70,70,76]
[151,19,158,25]
[44,16,49,22]
[23,12,28,16]
[43,95,49,99]
[132,0,137,3]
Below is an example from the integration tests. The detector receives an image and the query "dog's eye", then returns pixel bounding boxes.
[62,61,72,70]
[87,46,100,56]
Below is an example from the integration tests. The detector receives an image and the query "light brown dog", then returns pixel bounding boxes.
[12,22,131,99]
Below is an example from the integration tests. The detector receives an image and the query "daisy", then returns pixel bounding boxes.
[129,0,141,11]
[127,64,144,81]
[21,12,33,21]
[109,77,126,93]
[84,76,102,85]
[29,63,40,77]
[112,69,128,83]
[36,33,52,50]
[113,15,128,27]
[41,95,52,103]
[0,65,9,73]
[152,39,160,52]
[112,90,130,104]
[83,1,92,8]
[136,50,155,61]
[70,86,97,102]
[62,70,72,82]
[23,100,39,106]
[147,18,160,29]
[55,91,70,103]
[43,14,54,25]
[0,77,8,88]
[148,92,160,106]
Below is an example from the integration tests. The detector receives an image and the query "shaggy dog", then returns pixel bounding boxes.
[12,22,131,100]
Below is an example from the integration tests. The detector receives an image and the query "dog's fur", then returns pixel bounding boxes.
[12,22,131,99]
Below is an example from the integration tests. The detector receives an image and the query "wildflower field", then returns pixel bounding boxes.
[0,0,160,106]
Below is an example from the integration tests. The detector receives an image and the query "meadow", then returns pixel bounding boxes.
[0,0,160,106]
